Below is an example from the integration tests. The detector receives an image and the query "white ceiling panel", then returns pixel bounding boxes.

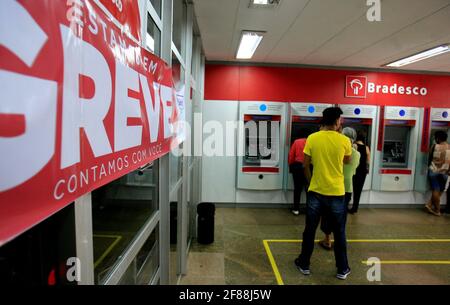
[194,0,240,60]
[337,5,450,67]
[303,0,450,65]
[193,0,450,73]
[270,0,368,62]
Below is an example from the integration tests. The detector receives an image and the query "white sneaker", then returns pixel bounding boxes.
[291,209,300,216]
[336,268,351,280]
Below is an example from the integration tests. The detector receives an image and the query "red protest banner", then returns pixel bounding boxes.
[97,0,142,42]
[0,0,178,245]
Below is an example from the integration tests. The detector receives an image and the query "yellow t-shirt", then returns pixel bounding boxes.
[303,130,352,196]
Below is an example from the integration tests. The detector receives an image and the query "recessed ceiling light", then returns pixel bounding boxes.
[236,31,265,60]
[249,0,280,8]
[385,44,450,67]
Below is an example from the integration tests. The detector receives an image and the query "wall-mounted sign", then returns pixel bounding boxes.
[0,0,181,245]
[346,75,428,98]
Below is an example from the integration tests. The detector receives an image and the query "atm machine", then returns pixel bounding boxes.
[415,108,450,193]
[284,102,332,190]
[237,102,287,190]
[340,105,378,190]
[372,106,420,191]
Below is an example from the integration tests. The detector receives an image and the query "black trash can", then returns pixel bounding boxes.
[170,202,177,244]
[197,202,215,244]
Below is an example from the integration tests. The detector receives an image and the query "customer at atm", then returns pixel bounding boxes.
[319,127,360,250]
[426,130,450,216]
[294,107,352,280]
[288,129,311,215]
[349,130,371,214]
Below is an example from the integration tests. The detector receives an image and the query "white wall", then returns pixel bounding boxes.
[201,100,238,203]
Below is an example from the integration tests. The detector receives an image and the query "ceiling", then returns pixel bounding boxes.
[192,0,450,73]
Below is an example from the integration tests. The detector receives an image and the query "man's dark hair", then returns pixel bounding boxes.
[322,107,343,126]
[434,130,448,143]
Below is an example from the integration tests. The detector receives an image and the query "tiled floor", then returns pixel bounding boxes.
[180,207,450,285]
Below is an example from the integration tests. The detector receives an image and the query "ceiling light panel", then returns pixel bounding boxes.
[249,0,280,9]
[386,44,450,67]
[236,31,265,59]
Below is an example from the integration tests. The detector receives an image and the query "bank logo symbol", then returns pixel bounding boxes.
[346,76,367,98]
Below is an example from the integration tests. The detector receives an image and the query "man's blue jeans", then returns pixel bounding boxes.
[297,191,349,273]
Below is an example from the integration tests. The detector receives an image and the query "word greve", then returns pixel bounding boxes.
[0,1,176,192]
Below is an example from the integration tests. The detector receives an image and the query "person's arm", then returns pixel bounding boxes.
[303,154,312,183]
[353,150,361,175]
[343,154,352,164]
[428,144,435,167]
[343,137,352,164]
[366,146,371,173]
[366,146,370,164]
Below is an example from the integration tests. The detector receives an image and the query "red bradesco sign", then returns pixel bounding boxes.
[0,1,181,245]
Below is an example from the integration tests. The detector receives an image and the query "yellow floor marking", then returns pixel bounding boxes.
[362,260,450,265]
[263,239,450,285]
[348,239,450,243]
[93,234,123,269]
[265,239,450,243]
[263,240,284,285]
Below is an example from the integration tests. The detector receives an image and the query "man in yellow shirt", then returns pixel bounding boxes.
[294,107,352,280]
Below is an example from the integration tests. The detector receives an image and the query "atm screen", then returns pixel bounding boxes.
[383,141,406,166]
[382,126,410,168]
[244,120,279,166]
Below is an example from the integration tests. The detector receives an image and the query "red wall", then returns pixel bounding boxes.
[205,64,450,107]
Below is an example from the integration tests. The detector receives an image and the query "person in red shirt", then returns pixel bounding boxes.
[288,129,312,215]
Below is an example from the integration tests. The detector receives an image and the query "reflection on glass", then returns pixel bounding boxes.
[170,51,185,189]
[0,203,76,285]
[150,0,162,17]
[172,0,186,58]
[92,164,158,284]
[191,36,199,80]
[170,143,183,189]
[172,51,185,91]
[169,188,182,285]
[118,227,159,285]
[146,13,161,55]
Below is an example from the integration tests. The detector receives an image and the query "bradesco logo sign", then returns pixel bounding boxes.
[346,76,367,98]
[346,75,428,98]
